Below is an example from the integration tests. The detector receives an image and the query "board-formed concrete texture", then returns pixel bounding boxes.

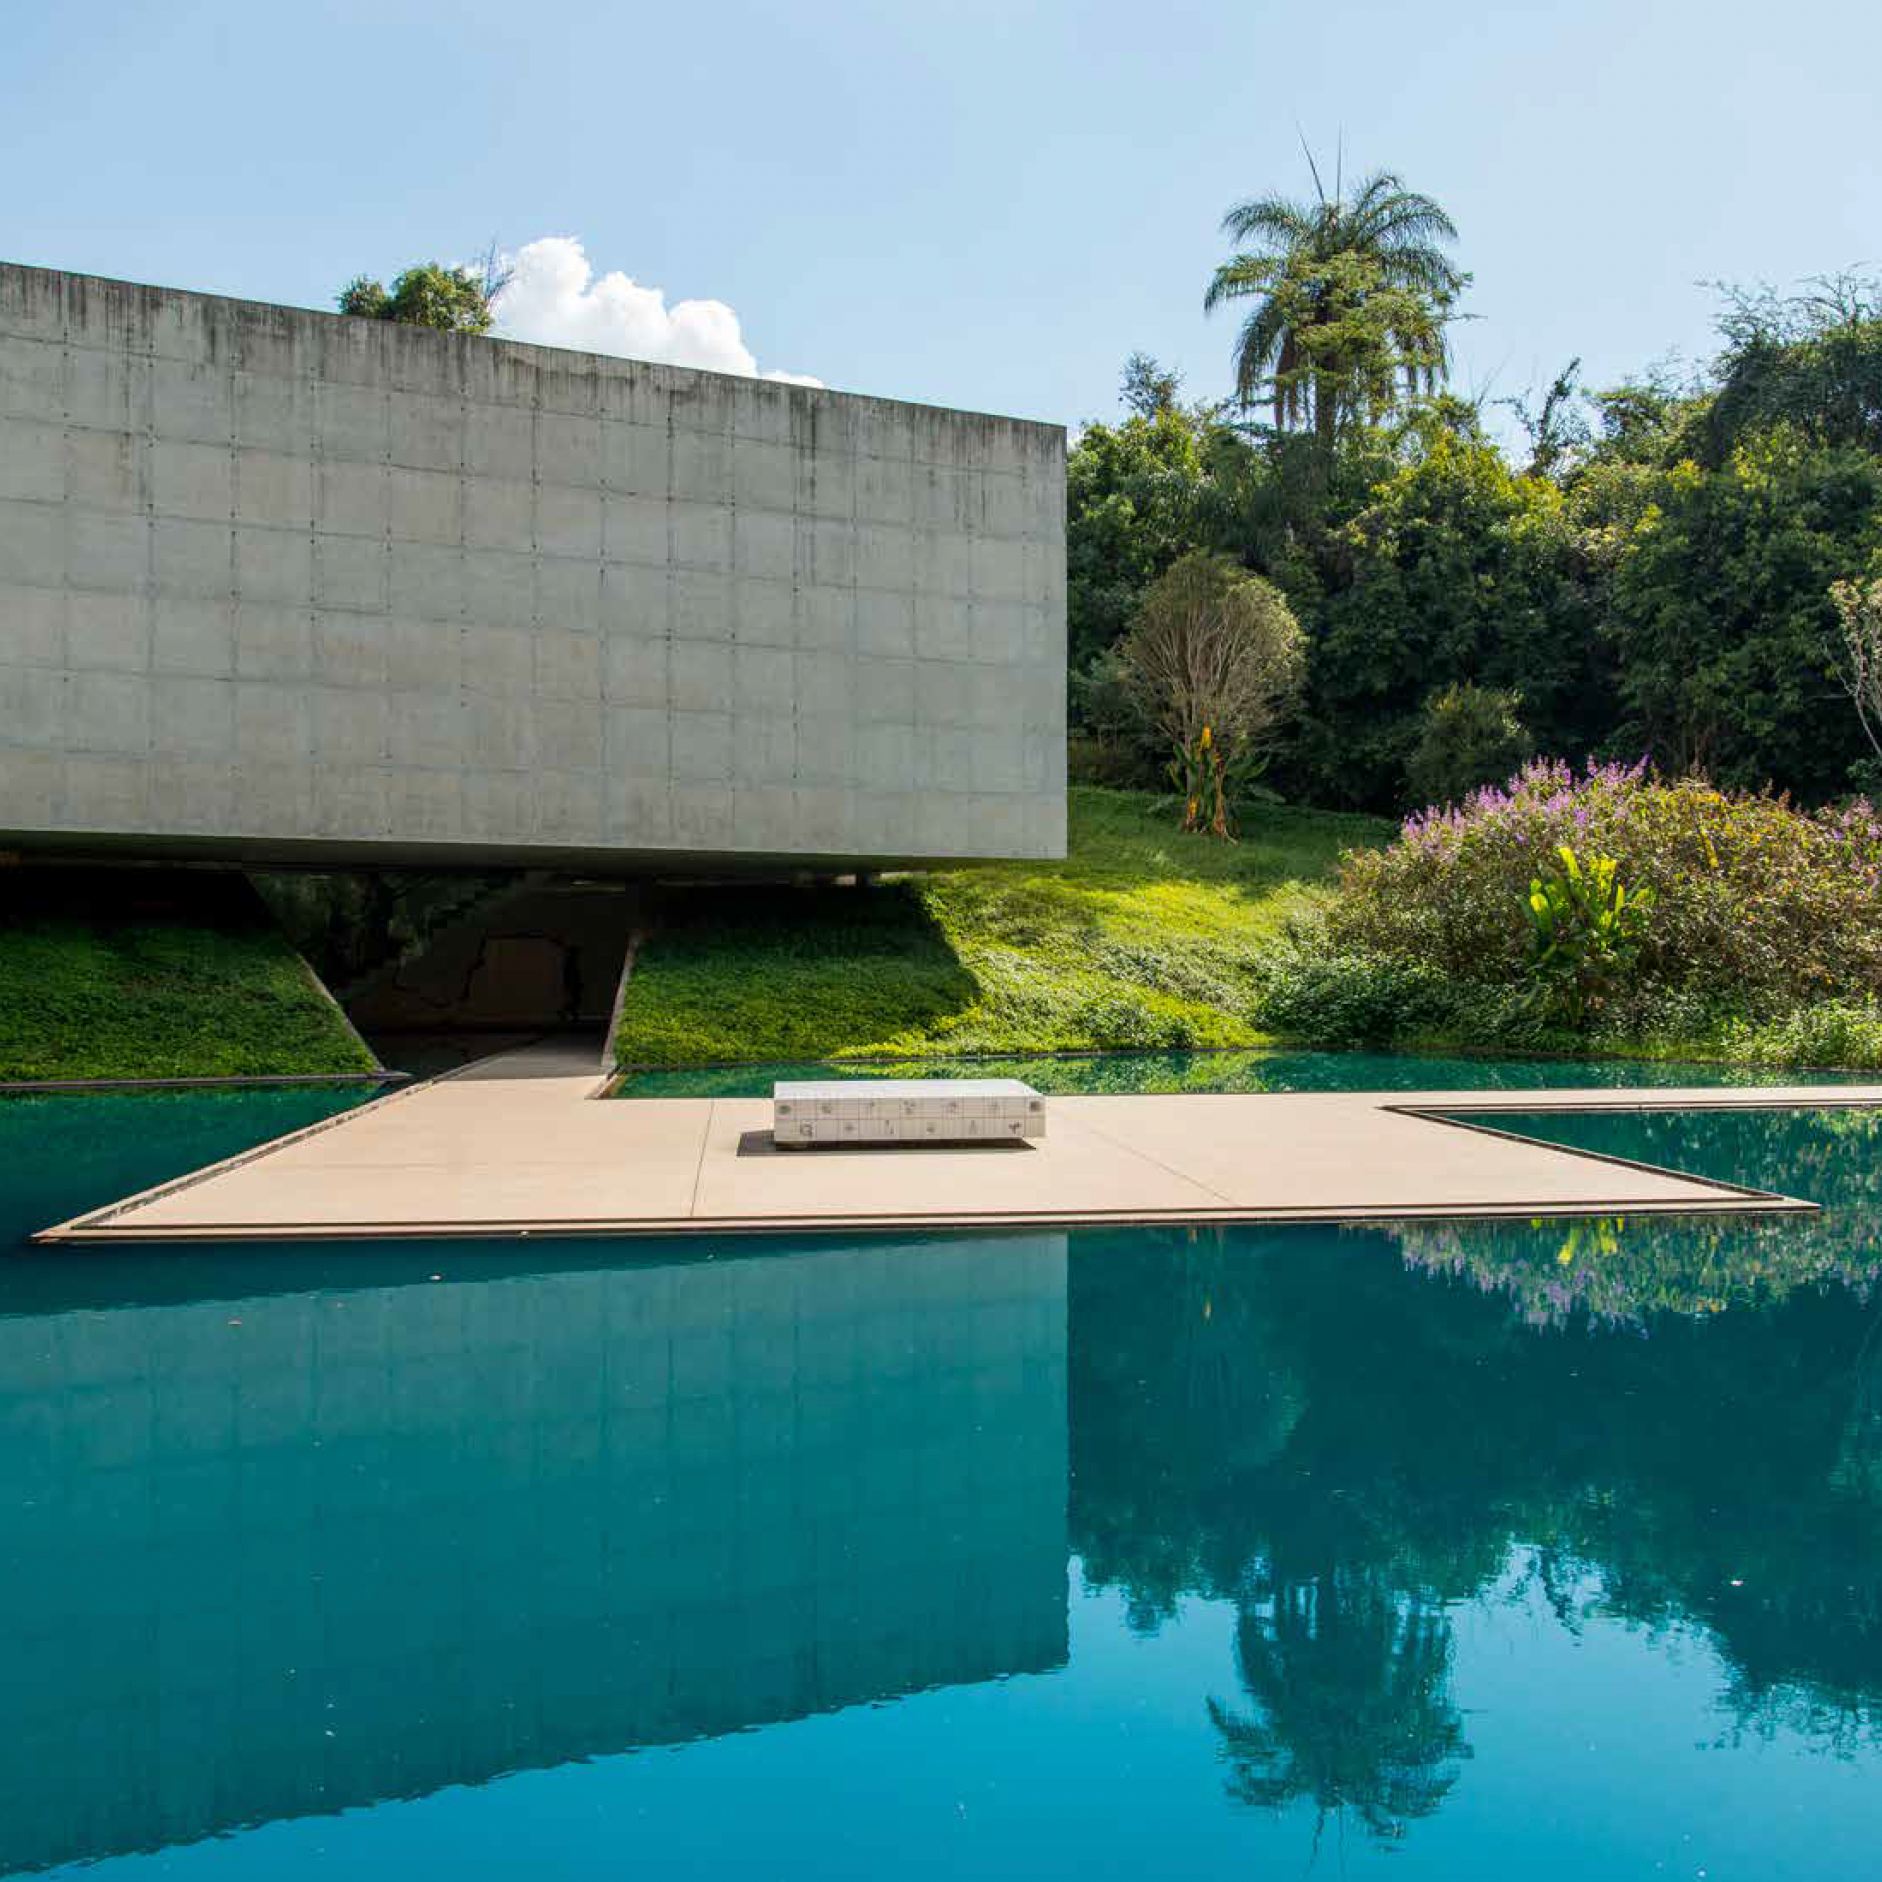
[0,262,1067,868]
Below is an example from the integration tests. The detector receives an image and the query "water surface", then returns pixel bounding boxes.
[615,1044,1872,1098]
[3,1089,1881,1877]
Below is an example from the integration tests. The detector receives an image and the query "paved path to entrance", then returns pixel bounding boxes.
[41,1041,1878,1242]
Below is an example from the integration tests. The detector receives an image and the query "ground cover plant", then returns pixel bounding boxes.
[0,871,377,1082]
[610,786,1386,1067]
[1255,758,1882,1064]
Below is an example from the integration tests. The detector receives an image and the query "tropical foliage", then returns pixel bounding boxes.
[1204,161,1467,449]
[1072,216,1882,815]
[1065,397,1240,673]
[337,259,501,332]
[1332,760,1882,1010]
[1521,844,1656,1027]
[1404,681,1533,810]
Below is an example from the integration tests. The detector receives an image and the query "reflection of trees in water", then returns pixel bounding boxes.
[1071,1226,1484,1849]
[1832,1312,1882,1506]
[1209,1564,1468,1845]
[1396,1207,1882,1328]
[1714,1667,1882,1757]
[1071,1229,1305,1622]
[1068,1187,1882,1845]
[1395,1107,1882,1329]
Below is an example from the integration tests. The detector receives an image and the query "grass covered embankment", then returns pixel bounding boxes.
[0,869,378,1083]
[611,787,1388,1069]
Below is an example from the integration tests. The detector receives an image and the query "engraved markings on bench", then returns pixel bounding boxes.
[773,1080,1046,1147]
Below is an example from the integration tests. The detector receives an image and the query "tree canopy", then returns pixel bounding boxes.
[1205,162,1467,450]
[337,260,499,333]
[1072,233,1882,813]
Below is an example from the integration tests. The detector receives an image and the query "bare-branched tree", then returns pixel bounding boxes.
[1119,551,1304,837]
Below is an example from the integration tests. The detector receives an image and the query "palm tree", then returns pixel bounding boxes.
[1205,157,1467,450]
[1208,1562,1471,1846]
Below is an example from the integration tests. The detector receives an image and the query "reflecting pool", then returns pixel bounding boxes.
[614,1044,1871,1098]
[3,1094,1882,1877]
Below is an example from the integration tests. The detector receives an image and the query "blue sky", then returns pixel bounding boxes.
[5,0,1878,432]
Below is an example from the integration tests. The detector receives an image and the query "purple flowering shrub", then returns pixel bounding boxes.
[1331,759,1882,1009]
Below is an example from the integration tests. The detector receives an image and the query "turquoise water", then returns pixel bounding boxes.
[0,1085,368,1250]
[4,1090,1882,1876]
[614,1044,1870,1098]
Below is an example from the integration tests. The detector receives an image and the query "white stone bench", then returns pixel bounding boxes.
[773,1078,1045,1147]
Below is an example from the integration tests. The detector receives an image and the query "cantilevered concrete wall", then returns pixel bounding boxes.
[0,263,1066,868]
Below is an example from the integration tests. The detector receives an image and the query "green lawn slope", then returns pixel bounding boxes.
[612,787,1389,1069]
[0,869,378,1083]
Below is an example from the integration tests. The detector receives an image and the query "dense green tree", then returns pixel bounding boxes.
[1584,369,1697,466]
[1283,418,1608,808]
[1065,398,1247,676]
[1404,681,1534,809]
[1071,199,1882,810]
[1697,275,1882,463]
[1556,284,1882,797]
[1119,350,1185,418]
[1601,431,1882,793]
[338,260,498,333]
[1204,164,1467,452]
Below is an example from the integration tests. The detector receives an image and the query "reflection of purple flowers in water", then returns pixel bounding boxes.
[1395,1214,1882,1330]
[1389,1110,1882,1328]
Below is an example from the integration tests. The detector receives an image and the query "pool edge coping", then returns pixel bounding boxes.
[34,1076,1860,1245]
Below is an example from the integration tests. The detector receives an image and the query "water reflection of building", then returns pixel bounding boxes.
[0,1234,1068,1874]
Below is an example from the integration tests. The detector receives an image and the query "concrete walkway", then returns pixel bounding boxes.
[40,1041,1877,1243]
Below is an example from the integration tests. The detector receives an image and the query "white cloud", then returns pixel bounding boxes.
[491,236,819,387]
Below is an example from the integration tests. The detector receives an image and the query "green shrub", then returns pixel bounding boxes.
[1332,758,1882,1011]
[1064,991,1200,1051]
[1722,999,1882,1069]
[1252,948,1457,1048]
[1404,682,1534,811]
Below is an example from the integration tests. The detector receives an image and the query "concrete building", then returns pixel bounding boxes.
[0,263,1067,870]
[0,1232,1069,1873]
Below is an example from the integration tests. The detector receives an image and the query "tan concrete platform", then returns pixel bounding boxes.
[38,1041,1878,1244]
